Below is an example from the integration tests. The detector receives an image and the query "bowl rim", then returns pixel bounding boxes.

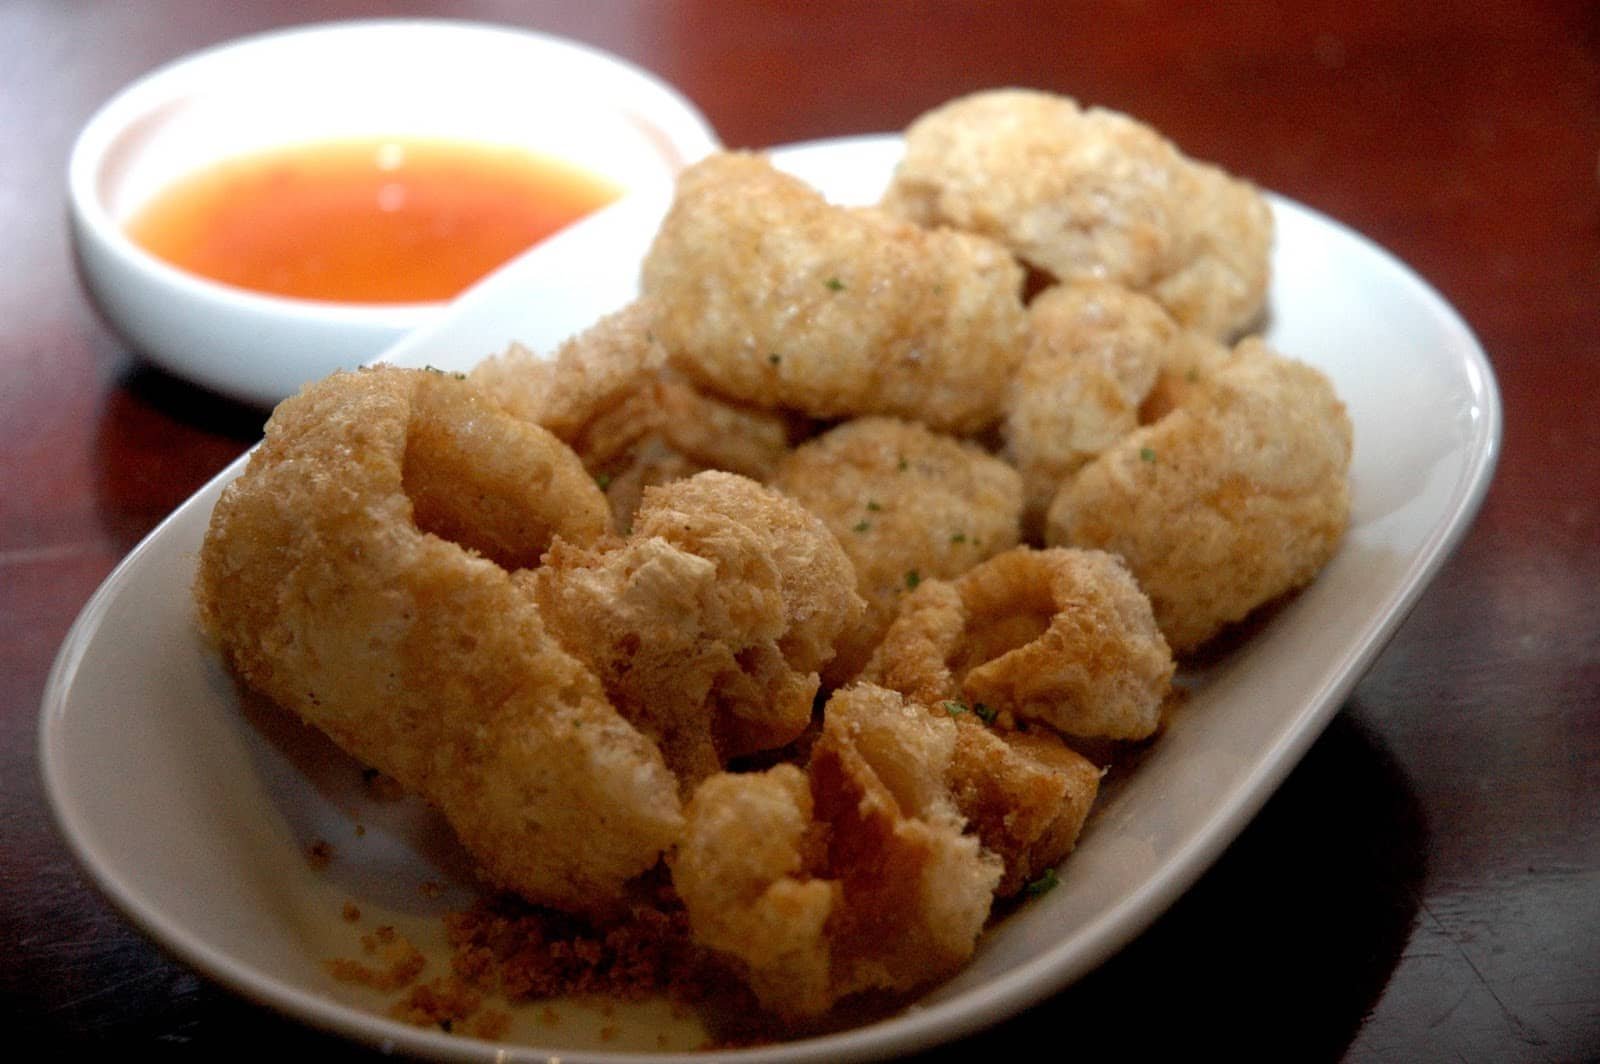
[66,16,721,326]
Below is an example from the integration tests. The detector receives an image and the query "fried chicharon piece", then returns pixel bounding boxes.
[402,370,612,570]
[670,684,1001,1019]
[772,417,1023,683]
[1006,282,1234,534]
[863,547,1174,741]
[1046,339,1353,653]
[641,152,1029,434]
[881,89,1272,339]
[195,368,682,915]
[531,471,864,787]
[470,301,800,527]
[947,723,1102,897]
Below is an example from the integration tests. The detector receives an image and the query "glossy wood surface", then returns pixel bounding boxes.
[2,2,1595,1059]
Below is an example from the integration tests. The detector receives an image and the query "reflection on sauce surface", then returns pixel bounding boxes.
[126,138,621,304]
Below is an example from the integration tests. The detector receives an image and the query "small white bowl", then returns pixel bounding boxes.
[68,19,719,408]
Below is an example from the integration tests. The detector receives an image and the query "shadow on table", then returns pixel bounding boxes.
[929,707,1427,1062]
[90,361,262,553]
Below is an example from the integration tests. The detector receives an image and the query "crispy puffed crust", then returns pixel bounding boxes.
[948,724,1102,897]
[402,370,612,569]
[671,684,1000,1019]
[1006,283,1183,532]
[532,471,863,786]
[1046,339,1353,652]
[471,301,800,528]
[194,367,682,914]
[882,89,1272,339]
[773,416,1023,682]
[642,152,1028,434]
[864,547,1174,740]
[468,300,665,438]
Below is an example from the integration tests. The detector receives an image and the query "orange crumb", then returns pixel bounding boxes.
[306,839,333,869]
[470,1009,511,1041]
[390,975,484,1030]
[328,926,426,992]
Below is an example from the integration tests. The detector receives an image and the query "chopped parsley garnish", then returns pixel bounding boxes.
[905,569,921,590]
[768,353,782,365]
[595,473,613,489]
[943,700,969,717]
[973,702,997,724]
[897,457,909,472]
[1139,447,1157,463]
[852,520,871,533]
[866,500,882,512]
[950,531,967,544]
[824,276,845,291]
[1024,868,1060,897]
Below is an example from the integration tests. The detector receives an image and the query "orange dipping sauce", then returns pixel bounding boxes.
[125,138,621,304]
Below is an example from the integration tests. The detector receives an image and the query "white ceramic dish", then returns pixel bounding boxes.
[41,135,1500,1061]
[67,18,719,408]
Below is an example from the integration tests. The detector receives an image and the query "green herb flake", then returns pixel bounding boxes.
[943,700,969,717]
[950,531,967,544]
[824,276,845,291]
[897,457,909,472]
[905,569,922,590]
[973,702,997,724]
[1139,447,1157,463]
[768,353,782,365]
[1024,867,1060,897]
[866,500,882,512]
[595,473,614,490]
[852,520,871,533]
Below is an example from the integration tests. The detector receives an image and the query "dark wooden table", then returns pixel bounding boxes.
[4,1,1596,1059]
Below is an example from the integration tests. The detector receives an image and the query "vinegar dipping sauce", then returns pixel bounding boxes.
[125,137,622,304]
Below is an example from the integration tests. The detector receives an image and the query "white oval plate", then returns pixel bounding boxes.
[41,135,1501,1061]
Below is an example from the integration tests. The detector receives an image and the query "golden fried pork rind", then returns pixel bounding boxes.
[948,724,1102,897]
[671,684,1000,1018]
[773,417,1023,682]
[402,370,612,569]
[1008,284,1164,529]
[195,367,681,914]
[471,301,800,527]
[1006,282,1233,534]
[864,547,1174,740]
[1046,339,1353,652]
[531,471,864,786]
[641,152,1028,434]
[882,89,1272,339]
